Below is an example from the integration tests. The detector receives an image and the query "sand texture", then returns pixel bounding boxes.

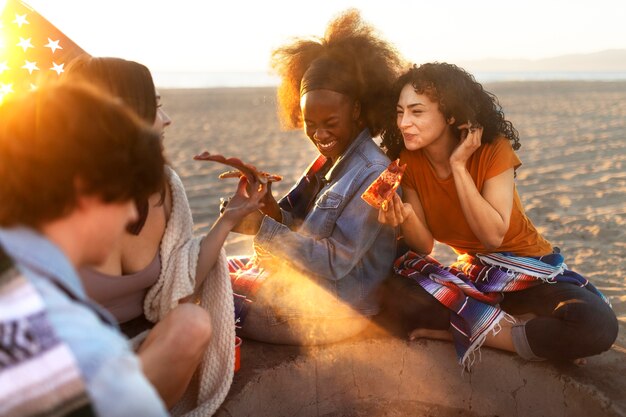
[161,81,626,346]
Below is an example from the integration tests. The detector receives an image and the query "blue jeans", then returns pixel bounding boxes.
[379,275,618,361]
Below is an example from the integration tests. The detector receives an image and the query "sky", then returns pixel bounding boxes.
[5,0,626,74]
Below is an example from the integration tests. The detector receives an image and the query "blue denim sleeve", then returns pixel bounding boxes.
[254,166,386,281]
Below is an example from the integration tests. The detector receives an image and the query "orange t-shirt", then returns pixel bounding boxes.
[400,137,553,257]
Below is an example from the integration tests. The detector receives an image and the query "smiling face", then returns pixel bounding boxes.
[396,84,453,151]
[300,89,360,162]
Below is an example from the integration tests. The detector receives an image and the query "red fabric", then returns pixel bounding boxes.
[1,0,87,102]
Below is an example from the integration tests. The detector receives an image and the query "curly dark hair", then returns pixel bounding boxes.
[381,63,520,159]
[270,8,405,136]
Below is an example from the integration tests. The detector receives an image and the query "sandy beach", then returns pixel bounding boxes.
[161,81,626,347]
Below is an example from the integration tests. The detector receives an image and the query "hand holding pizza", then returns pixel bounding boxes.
[377,192,415,227]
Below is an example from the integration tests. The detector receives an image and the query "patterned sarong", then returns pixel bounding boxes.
[0,246,95,417]
[229,155,331,327]
[228,253,269,328]
[395,250,610,368]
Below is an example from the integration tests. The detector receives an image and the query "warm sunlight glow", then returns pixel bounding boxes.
[0,16,8,103]
[0,0,85,103]
[0,1,18,102]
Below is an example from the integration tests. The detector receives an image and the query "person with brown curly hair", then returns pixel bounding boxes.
[228,9,405,345]
[378,63,617,368]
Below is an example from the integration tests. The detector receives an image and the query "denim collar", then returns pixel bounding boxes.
[324,128,372,184]
[0,226,87,300]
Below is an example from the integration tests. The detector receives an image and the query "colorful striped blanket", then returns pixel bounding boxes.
[0,246,95,417]
[394,250,609,369]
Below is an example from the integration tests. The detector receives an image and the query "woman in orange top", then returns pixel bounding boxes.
[378,63,617,367]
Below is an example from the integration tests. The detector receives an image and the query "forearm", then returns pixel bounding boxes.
[193,215,235,289]
[400,210,434,254]
[255,214,381,281]
[451,164,508,249]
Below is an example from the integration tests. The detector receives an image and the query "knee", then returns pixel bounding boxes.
[555,299,618,354]
[166,304,213,355]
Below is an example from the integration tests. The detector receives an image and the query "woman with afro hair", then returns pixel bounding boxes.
[378,63,617,368]
[229,9,405,345]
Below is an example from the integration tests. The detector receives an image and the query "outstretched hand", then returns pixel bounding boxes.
[377,193,413,227]
[220,177,267,228]
[450,122,483,169]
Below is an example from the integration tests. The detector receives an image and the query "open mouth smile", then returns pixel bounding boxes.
[317,140,337,150]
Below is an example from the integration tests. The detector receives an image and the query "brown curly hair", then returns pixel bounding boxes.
[381,63,520,160]
[270,9,405,136]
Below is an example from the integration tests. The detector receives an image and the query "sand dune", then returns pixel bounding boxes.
[161,81,626,346]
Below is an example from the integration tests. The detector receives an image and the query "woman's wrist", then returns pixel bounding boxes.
[261,203,282,222]
[450,161,468,176]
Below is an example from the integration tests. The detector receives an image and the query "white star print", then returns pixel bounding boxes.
[0,83,14,94]
[50,62,65,75]
[45,38,63,53]
[22,60,39,74]
[0,62,9,75]
[17,37,34,52]
[13,14,29,28]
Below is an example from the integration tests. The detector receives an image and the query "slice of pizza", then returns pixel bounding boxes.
[193,152,283,184]
[361,159,406,210]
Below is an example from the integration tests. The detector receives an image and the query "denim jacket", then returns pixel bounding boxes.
[254,129,397,316]
[0,227,169,417]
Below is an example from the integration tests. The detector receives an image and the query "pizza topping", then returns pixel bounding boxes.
[377,182,391,196]
[360,159,407,209]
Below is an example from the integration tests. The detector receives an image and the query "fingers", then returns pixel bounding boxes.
[457,121,472,131]
[234,177,267,205]
[235,176,249,196]
[249,181,267,203]
[377,193,405,226]
[377,206,388,224]
[392,193,403,222]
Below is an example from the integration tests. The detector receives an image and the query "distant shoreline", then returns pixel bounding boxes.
[154,71,626,90]
[158,78,626,92]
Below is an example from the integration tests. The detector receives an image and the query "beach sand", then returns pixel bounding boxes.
[161,81,626,347]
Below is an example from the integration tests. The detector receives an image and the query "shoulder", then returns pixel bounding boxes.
[355,137,391,172]
[479,136,522,178]
[478,136,520,159]
[483,136,515,153]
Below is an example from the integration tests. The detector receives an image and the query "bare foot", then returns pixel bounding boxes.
[408,328,453,341]
[572,357,587,366]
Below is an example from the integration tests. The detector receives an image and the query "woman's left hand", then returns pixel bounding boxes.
[450,122,483,169]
